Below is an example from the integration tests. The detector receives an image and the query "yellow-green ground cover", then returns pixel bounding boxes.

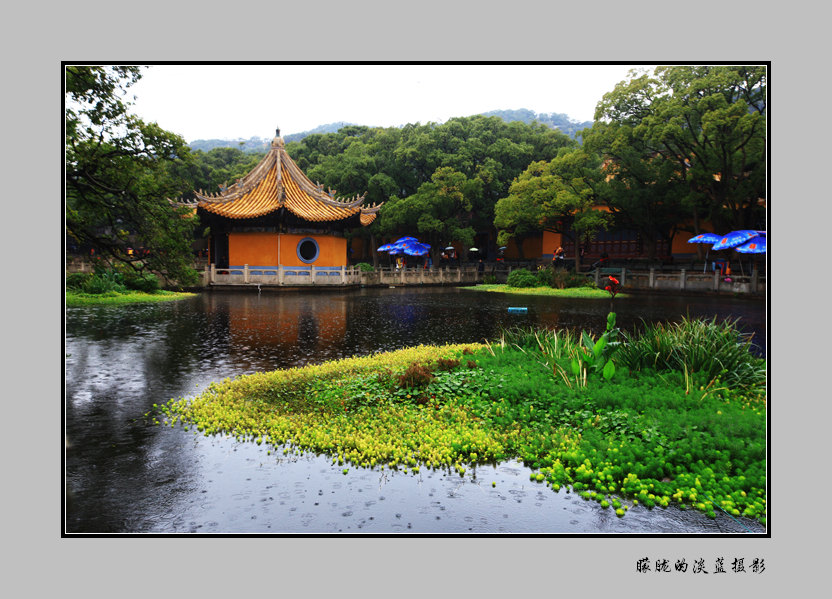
[155,325,767,524]
[465,284,628,298]
[66,290,197,306]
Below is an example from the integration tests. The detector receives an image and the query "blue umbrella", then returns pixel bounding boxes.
[688,232,721,272]
[394,236,419,244]
[377,243,396,252]
[402,242,431,256]
[735,235,766,254]
[687,232,721,244]
[712,230,759,251]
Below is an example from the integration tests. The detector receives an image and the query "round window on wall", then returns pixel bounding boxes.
[296,237,320,263]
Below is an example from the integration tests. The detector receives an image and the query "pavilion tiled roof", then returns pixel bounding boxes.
[174,132,381,225]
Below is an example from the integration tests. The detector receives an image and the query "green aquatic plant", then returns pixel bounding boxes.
[567,312,621,387]
[152,326,766,525]
[616,315,765,389]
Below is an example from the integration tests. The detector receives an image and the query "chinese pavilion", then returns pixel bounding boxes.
[176,128,381,271]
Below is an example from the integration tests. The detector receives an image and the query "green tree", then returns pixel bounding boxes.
[495,148,611,268]
[283,115,576,260]
[583,121,687,259]
[593,66,766,239]
[379,167,479,258]
[66,65,199,285]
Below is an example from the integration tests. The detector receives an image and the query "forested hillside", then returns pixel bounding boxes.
[187,110,590,152]
[479,108,593,139]
[188,121,357,152]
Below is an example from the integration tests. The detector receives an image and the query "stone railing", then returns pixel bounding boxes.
[204,264,482,288]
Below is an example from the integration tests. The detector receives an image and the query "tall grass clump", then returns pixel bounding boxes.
[616,316,765,389]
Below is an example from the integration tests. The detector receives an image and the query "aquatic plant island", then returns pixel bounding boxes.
[153,312,766,525]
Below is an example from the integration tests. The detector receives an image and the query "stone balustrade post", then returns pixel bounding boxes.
[243,264,249,284]
[680,269,686,290]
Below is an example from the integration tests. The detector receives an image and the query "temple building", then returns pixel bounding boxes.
[176,128,381,272]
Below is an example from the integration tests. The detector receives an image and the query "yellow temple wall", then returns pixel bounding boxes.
[542,230,563,257]
[278,234,346,267]
[228,232,347,267]
[502,235,544,260]
[228,232,279,266]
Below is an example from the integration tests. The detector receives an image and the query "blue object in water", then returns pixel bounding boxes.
[507,307,528,313]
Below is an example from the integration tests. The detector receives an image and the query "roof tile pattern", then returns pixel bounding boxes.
[180,135,381,225]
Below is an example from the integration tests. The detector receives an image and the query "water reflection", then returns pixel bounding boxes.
[65,288,766,533]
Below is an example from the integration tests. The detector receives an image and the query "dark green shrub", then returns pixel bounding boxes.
[82,270,127,294]
[535,267,554,287]
[123,272,160,293]
[506,268,538,288]
[482,274,497,284]
[66,272,92,290]
[551,268,594,289]
[355,262,375,272]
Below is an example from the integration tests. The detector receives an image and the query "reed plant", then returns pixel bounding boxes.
[615,316,765,389]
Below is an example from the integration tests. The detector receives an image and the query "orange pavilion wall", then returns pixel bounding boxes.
[542,230,563,258]
[502,235,544,260]
[278,234,346,267]
[228,232,279,266]
[227,232,347,267]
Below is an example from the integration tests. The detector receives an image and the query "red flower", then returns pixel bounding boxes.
[609,276,619,285]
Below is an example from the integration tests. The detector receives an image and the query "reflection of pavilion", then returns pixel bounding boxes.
[204,293,347,350]
[175,128,381,273]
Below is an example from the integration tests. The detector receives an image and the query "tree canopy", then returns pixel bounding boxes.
[284,115,576,258]
[494,148,611,264]
[66,66,200,285]
[590,66,766,237]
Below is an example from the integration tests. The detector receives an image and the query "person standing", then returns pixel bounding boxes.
[553,246,565,268]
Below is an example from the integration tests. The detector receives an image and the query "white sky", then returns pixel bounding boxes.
[127,64,656,142]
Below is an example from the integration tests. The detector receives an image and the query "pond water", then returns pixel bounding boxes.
[64,287,766,534]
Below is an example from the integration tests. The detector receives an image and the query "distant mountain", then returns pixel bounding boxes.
[187,110,592,152]
[479,108,593,139]
[188,122,357,153]
[284,122,357,143]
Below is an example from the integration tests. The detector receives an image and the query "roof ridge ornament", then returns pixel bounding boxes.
[272,126,285,148]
